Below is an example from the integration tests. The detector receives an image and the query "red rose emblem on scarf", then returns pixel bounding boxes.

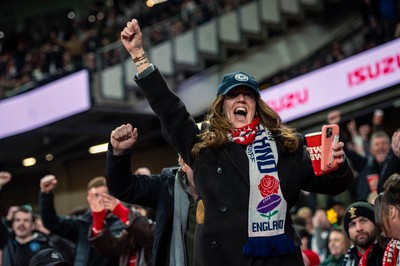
[258,175,279,197]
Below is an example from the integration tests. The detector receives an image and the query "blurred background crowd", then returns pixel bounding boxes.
[1,0,399,98]
[1,0,400,265]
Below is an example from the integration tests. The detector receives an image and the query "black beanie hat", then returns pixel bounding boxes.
[343,201,375,237]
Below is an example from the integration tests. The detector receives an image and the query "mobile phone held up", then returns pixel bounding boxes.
[321,124,340,173]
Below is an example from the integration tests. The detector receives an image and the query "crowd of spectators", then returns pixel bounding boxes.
[1,106,399,265]
[0,0,399,100]
[291,107,399,265]
[0,170,156,265]
[261,0,400,89]
[0,0,247,99]
[1,0,399,264]
[0,0,400,99]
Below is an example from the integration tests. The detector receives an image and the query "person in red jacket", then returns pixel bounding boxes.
[87,184,154,266]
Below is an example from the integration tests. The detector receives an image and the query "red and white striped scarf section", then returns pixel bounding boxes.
[382,239,400,266]
[227,117,260,145]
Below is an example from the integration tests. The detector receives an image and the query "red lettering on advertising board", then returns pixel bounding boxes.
[347,53,400,87]
[267,88,309,113]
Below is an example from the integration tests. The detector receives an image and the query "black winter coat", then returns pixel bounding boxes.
[135,67,354,266]
[105,150,179,266]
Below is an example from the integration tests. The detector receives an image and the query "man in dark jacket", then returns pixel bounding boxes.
[342,201,384,266]
[346,131,390,201]
[39,175,124,266]
[377,130,400,193]
[0,171,74,266]
[106,123,198,266]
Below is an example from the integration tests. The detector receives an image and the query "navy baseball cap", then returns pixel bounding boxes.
[217,71,260,97]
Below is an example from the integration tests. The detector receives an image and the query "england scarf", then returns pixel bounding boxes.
[230,123,296,256]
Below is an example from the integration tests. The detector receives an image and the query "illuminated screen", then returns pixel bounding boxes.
[0,69,91,139]
[261,38,400,122]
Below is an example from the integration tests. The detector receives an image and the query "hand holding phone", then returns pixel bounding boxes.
[321,124,340,173]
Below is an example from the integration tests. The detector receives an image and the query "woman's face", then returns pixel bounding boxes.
[328,231,348,257]
[223,86,257,128]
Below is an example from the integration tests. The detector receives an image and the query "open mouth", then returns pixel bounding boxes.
[234,107,247,121]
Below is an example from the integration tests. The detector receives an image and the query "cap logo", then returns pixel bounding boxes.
[234,73,249,82]
[51,251,61,259]
[348,207,357,219]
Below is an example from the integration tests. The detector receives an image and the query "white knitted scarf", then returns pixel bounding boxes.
[241,125,296,256]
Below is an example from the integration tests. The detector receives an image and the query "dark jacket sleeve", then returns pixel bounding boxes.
[134,68,199,168]
[378,149,400,193]
[105,145,164,208]
[88,226,119,258]
[0,186,10,248]
[39,191,80,242]
[0,216,10,248]
[344,148,368,173]
[89,211,155,259]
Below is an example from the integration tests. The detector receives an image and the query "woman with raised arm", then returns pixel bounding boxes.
[119,18,354,266]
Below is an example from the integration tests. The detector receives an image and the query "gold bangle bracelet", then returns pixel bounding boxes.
[132,52,147,63]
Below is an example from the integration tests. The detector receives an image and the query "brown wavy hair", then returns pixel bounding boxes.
[191,95,299,157]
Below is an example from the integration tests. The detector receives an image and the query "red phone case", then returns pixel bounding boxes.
[321,124,340,173]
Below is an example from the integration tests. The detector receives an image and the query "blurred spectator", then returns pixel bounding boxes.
[321,227,350,265]
[347,119,371,157]
[302,249,321,266]
[293,215,321,266]
[57,32,91,70]
[87,186,154,266]
[346,130,391,201]
[40,175,124,266]
[0,171,73,265]
[378,0,399,41]
[356,0,381,26]
[181,0,197,26]
[42,31,65,75]
[297,206,314,236]
[83,52,96,73]
[378,130,400,193]
[302,235,321,265]
[394,19,400,38]
[363,15,386,50]
[371,109,386,133]
[325,41,346,64]
[310,207,331,262]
